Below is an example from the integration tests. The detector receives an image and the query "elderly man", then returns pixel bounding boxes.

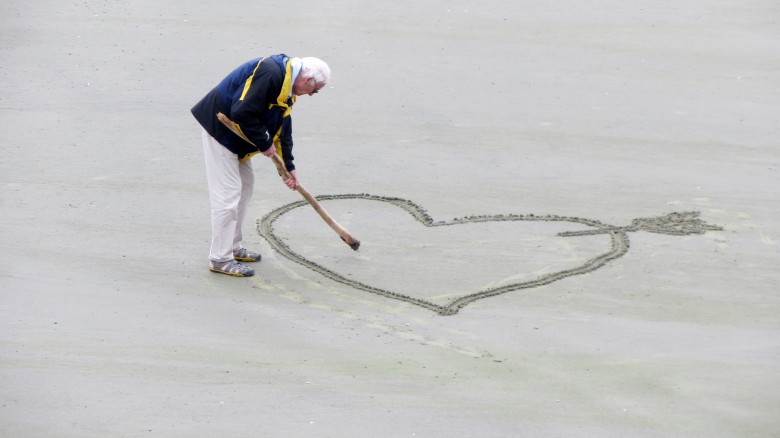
[192,54,330,277]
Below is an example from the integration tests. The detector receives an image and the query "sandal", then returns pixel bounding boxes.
[209,259,255,277]
[233,248,262,262]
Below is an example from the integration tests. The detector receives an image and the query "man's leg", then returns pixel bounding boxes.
[231,157,263,262]
[233,157,254,252]
[201,129,242,262]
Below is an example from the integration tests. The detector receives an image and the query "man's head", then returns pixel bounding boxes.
[292,57,331,96]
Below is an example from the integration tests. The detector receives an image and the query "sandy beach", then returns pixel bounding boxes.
[1,1,779,436]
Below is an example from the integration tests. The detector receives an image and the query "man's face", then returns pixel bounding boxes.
[292,74,323,96]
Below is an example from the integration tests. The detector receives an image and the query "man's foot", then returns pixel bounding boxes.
[233,247,262,262]
[209,259,255,277]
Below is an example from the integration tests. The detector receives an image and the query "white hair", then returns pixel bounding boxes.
[300,57,331,85]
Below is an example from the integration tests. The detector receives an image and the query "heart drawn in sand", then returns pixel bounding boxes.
[258,194,722,316]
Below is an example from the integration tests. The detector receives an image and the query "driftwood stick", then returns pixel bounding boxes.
[216,112,360,250]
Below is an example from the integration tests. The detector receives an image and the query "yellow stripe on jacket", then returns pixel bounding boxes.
[239,58,296,162]
[239,58,265,101]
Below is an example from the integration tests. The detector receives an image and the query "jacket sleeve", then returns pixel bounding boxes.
[229,64,279,151]
[279,116,295,171]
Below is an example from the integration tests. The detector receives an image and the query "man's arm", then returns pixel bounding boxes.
[279,116,298,188]
[229,63,280,152]
[278,116,294,170]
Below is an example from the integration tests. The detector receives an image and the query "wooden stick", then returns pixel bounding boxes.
[216,112,360,250]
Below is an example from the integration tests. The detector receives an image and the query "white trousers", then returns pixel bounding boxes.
[201,128,254,262]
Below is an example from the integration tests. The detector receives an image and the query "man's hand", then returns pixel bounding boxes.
[283,169,299,189]
[261,146,276,158]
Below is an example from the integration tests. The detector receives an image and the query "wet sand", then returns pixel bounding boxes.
[1,1,779,436]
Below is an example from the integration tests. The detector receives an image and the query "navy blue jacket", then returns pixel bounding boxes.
[192,54,296,169]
